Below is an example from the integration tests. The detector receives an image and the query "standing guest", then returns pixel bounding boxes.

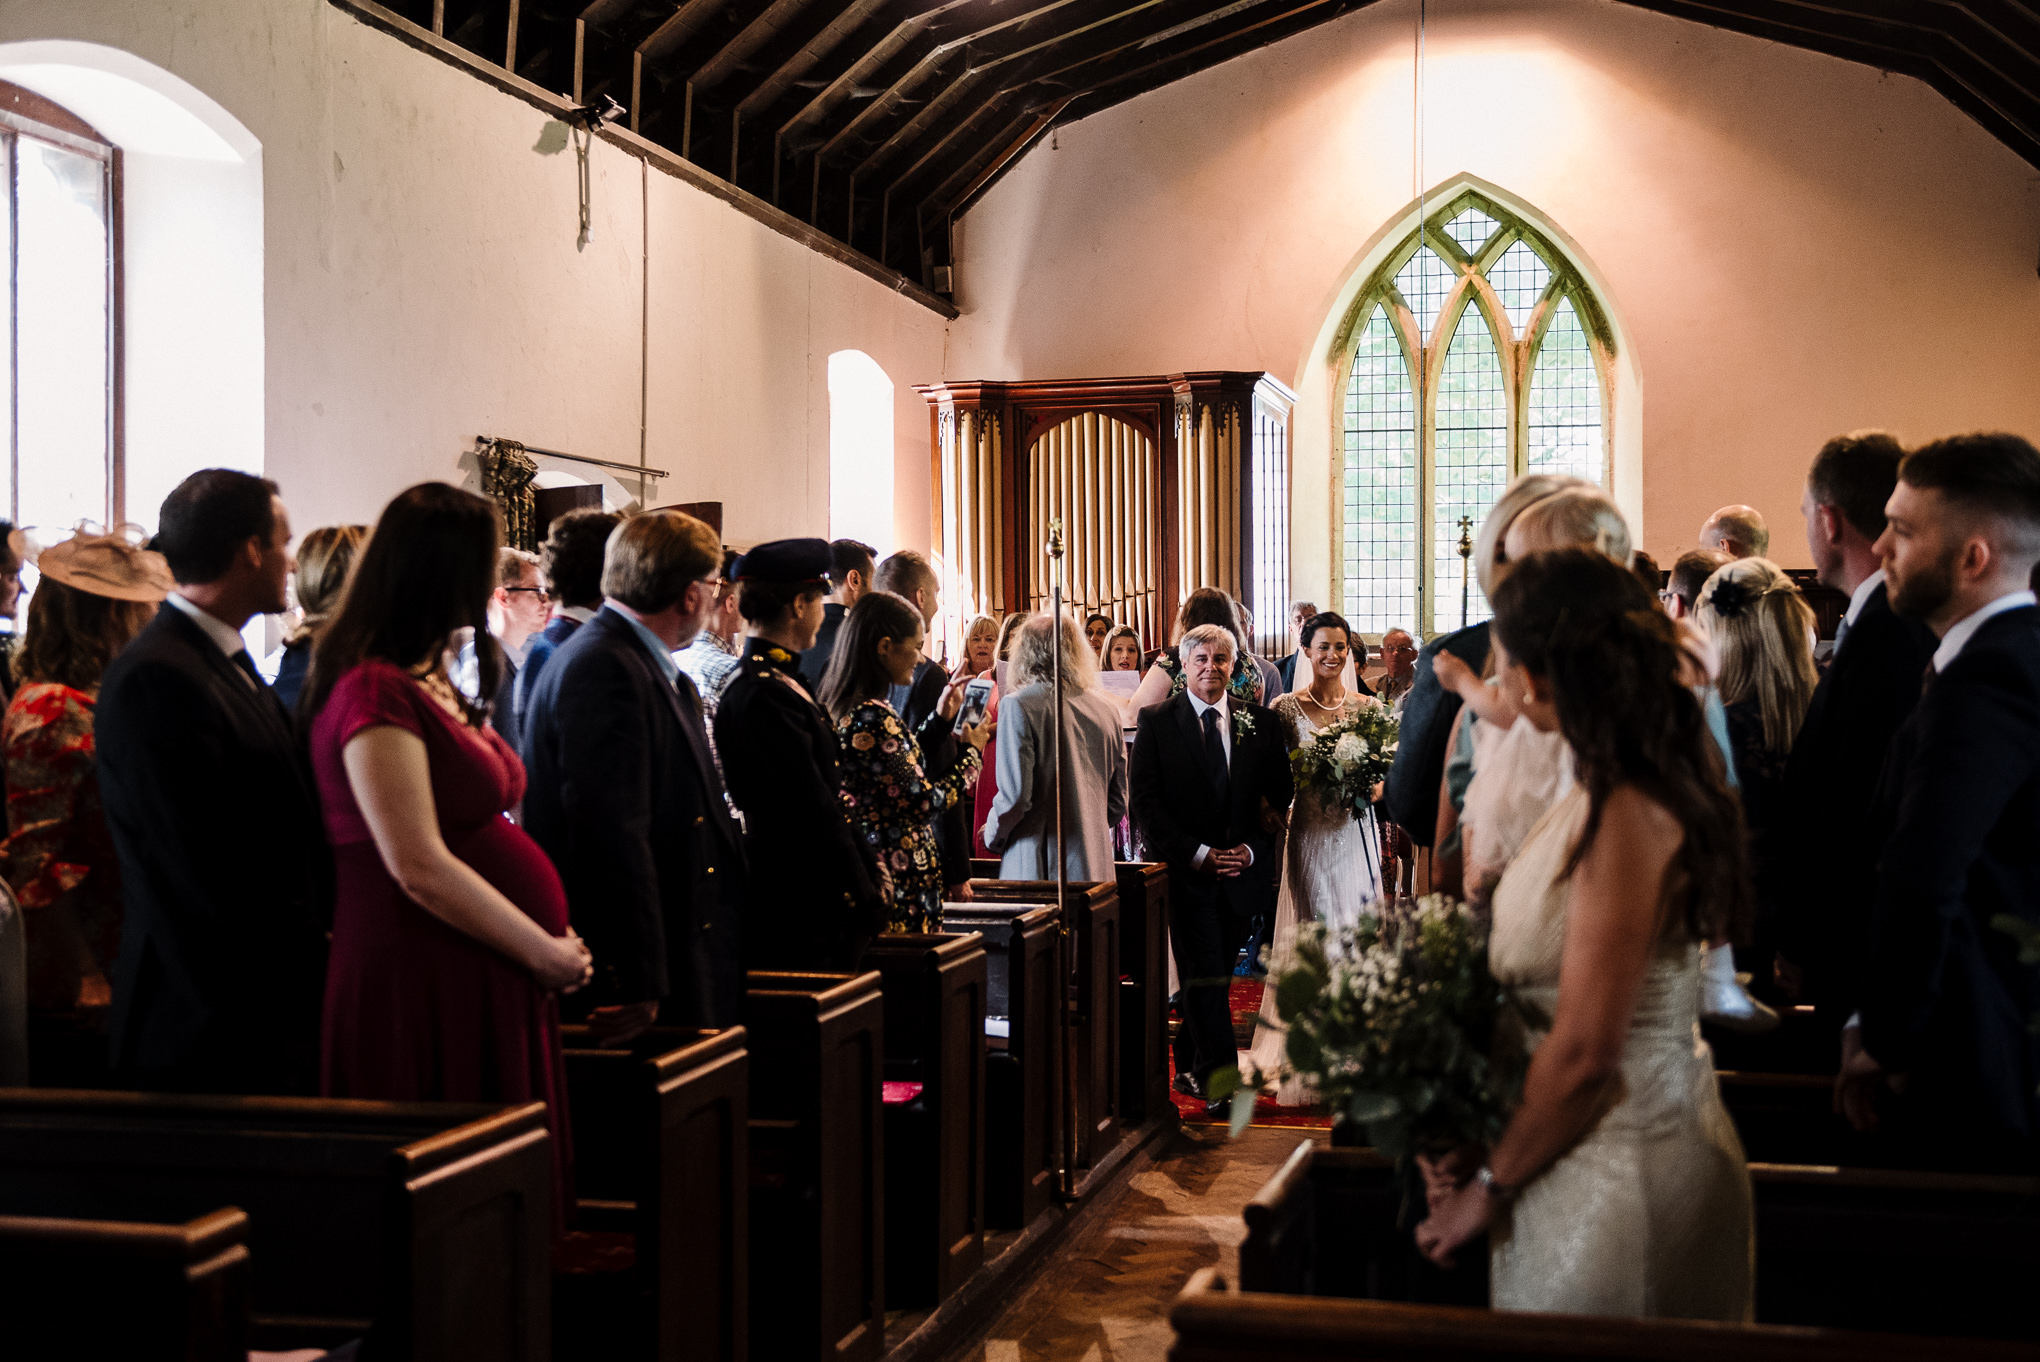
[1694,556,1817,1020]
[1084,613,1113,656]
[303,483,591,1199]
[1630,549,1663,595]
[1770,433,1935,1012]
[482,547,549,736]
[1661,549,1732,620]
[1275,600,1318,692]
[870,549,973,899]
[957,613,999,679]
[715,539,885,970]
[97,469,331,1093]
[274,525,368,712]
[1129,623,1292,1113]
[1102,624,1144,672]
[797,537,875,693]
[1236,603,1287,701]
[1384,474,1589,847]
[514,507,620,730]
[1837,433,2040,1168]
[3,529,169,1081]
[983,613,1126,880]
[822,592,988,931]
[1121,587,1266,719]
[1376,628,1419,714]
[1701,505,1770,559]
[524,511,742,1037]
[677,548,744,718]
[0,524,23,708]
[993,611,1028,663]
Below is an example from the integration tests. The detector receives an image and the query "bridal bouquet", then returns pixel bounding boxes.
[1239,894,1537,1156]
[1289,700,1398,824]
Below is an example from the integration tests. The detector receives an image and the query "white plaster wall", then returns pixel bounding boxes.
[948,0,2040,599]
[0,0,949,551]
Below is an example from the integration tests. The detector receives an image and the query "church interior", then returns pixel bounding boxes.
[0,0,2036,1358]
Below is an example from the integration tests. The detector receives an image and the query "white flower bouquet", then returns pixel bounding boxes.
[1289,699,1398,824]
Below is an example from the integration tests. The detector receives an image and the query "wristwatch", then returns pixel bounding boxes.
[1476,1165,1516,1205]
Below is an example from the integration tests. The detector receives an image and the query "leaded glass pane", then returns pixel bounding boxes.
[1392,245,1455,343]
[1443,207,1498,256]
[1342,305,1417,634]
[1433,304,1507,629]
[1489,238,1551,327]
[1528,295,1604,483]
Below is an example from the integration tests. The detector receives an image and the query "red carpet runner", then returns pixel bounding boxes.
[1168,978,1333,1129]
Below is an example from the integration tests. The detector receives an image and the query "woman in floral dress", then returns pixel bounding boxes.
[819,591,990,931]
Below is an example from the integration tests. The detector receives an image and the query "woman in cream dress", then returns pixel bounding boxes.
[1414,549,1754,1322]
[1243,612,1383,1103]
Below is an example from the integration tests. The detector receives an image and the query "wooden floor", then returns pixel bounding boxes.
[953,1124,1330,1362]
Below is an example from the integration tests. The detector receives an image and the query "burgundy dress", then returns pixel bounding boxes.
[311,659,573,1201]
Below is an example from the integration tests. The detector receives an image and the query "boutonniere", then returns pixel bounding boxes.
[1231,707,1257,740]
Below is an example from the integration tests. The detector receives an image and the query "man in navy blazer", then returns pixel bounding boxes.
[1839,433,2040,1169]
[1768,432,1936,1022]
[522,510,747,1040]
[98,470,331,1093]
[1130,624,1293,1110]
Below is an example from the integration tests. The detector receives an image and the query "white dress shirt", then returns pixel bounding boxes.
[165,592,252,658]
[1844,569,1886,630]
[1183,690,1251,870]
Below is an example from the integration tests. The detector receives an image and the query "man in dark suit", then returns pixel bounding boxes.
[1769,432,1936,1016]
[97,469,331,1093]
[522,510,746,1039]
[1274,600,1316,693]
[796,537,873,692]
[1837,432,2040,1169]
[1130,623,1294,1113]
[514,506,620,730]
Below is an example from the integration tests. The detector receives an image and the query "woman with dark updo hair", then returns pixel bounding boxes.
[1414,548,1753,1322]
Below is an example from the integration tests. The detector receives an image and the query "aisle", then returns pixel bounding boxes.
[1167,978,1333,1129]
[958,1124,1327,1362]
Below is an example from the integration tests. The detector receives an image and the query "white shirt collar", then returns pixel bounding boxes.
[165,593,248,658]
[1844,569,1886,627]
[1185,690,1229,721]
[1932,590,2037,673]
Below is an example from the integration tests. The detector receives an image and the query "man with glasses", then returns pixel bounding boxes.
[677,547,742,719]
[522,510,748,1038]
[470,547,548,749]
[1377,628,1419,715]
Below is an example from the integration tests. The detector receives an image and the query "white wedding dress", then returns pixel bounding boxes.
[1242,692,1384,1105]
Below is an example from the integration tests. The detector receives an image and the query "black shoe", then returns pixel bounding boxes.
[1203,1096,1232,1119]
[1172,1072,1205,1099]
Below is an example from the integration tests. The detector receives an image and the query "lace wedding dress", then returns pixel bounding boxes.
[1487,786,1754,1320]
[1242,692,1384,1105]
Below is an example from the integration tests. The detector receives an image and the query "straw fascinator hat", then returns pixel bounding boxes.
[30,525,174,603]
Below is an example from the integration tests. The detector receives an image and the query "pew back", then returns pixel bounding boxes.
[0,1090,550,1361]
[944,901,1061,1227]
[1114,862,1171,1121]
[0,1206,251,1362]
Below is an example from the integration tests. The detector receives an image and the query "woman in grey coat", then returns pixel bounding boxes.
[983,613,1128,881]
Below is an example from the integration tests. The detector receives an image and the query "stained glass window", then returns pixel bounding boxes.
[1338,196,1611,638]
[1342,306,1416,633]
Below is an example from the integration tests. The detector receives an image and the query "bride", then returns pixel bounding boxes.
[1243,610,1384,1104]
[1414,549,1753,1320]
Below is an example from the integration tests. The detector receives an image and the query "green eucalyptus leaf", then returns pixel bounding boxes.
[1229,1085,1256,1138]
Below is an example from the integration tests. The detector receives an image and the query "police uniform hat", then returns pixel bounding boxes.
[732,537,833,585]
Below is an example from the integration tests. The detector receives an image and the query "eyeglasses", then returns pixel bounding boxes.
[504,586,551,599]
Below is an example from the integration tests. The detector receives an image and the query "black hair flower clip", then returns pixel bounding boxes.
[1706,575,1756,619]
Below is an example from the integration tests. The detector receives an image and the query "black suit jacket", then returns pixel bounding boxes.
[715,638,885,970]
[1767,583,1937,992]
[1383,623,1490,845]
[1128,694,1294,919]
[796,602,847,693]
[521,608,747,1027]
[1860,606,2040,1147]
[97,604,331,1091]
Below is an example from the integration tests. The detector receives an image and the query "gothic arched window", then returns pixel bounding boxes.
[1338,191,1613,638]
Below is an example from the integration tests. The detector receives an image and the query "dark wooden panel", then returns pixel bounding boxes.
[1115,861,1172,1122]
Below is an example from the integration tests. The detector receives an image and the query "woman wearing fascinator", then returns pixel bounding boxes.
[0,525,172,1082]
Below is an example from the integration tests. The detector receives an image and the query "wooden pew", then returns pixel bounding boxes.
[1717,1070,1857,1168]
[944,900,1061,1229]
[0,1206,252,1361]
[1703,1004,1839,1075]
[1237,1142,2040,1340]
[1114,861,1172,1122]
[556,1026,748,1362]
[0,1090,550,1360]
[968,875,1123,1165]
[860,933,988,1306]
[743,971,885,1362]
[1170,1268,2037,1362]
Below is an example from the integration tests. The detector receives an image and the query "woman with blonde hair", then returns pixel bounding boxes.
[1100,624,1143,672]
[274,523,368,710]
[956,613,999,680]
[982,613,1126,880]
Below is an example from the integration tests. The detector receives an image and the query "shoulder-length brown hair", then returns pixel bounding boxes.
[818,590,923,722]
[300,483,502,728]
[14,578,154,693]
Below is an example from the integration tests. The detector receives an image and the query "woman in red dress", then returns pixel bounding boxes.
[301,484,591,1210]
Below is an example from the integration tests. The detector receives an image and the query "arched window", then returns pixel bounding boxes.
[1338,191,1613,637]
[828,349,895,552]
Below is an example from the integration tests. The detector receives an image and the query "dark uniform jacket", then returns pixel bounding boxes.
[714,638,884,971]
[1383,623,1490,846]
